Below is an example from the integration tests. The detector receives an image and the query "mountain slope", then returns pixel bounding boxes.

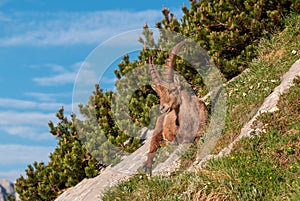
[102,14,300,201]
[56,14,300,201]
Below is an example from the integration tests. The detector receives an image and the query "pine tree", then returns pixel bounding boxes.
[15,107,98,201]
[88,0,300,154]
[110,0,300,138]
[76,84,142,166]
[156,0,300,79]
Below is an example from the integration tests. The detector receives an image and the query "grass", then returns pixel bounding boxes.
[102,14,300,201]
[214,13,300,153]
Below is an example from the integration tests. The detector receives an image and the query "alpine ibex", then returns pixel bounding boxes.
[144,41,209,174]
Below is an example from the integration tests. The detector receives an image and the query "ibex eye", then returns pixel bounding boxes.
[170,88,177,92]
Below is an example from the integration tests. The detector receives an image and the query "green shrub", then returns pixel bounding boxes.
[15,108,99,201]
[157,0,300,79]
[104,0,300,151]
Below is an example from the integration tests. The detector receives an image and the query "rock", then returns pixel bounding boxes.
[55,129,154,201]
[0,179,19,201]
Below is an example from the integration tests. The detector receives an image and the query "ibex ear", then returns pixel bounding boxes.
[174,74,182,90]
[152,84,166,97]
[151,84,159,93]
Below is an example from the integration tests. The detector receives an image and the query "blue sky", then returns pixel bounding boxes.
[0,0,190,181]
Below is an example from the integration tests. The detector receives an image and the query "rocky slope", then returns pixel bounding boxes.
[55,59,300,201]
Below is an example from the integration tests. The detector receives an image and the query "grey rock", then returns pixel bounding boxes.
[0,179,17,201]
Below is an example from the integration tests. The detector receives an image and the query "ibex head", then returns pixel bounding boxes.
[152,84,180,113]
[149,41,185,113]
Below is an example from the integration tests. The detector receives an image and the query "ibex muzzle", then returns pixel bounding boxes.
[154,85,180,113]
[144,41,208,175]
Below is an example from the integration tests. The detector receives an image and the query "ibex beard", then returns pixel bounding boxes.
[144,42,208,175]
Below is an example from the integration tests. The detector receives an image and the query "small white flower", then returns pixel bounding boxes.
[292,49,297,55]
[269,106,279,113]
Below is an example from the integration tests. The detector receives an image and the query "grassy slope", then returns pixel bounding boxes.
[102,14,300,201]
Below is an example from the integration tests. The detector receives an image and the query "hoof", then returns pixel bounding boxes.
[143,164,152,176]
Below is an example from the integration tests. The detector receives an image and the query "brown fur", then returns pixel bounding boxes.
[144,41,208,175]
[143,85,208,174]
[162,109,178,142]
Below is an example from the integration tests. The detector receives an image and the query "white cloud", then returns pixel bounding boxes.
[0,111,54,126]
[32,71,77,86]
[0,144,53,164]
[24,92,71,102]
[44,63,69,73]
[0,97,74,140]
[1,126,53,140]
[32,62,84,86]
[0,10,167,46]
[0,98,69,111]
[0,170,21,182]
[0,98,36,109]
[0,144,53,182]
[0,62,77,142]
[0,110,56,141]
[38,102,72,111]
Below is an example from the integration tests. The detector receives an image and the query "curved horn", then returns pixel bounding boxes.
[165,41,185,83]
[149,56,162,85]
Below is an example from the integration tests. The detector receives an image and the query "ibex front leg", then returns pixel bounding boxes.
[144,113,165,175]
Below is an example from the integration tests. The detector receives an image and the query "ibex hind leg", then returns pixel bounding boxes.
[194,100,209,145]
[193,130,203,145]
